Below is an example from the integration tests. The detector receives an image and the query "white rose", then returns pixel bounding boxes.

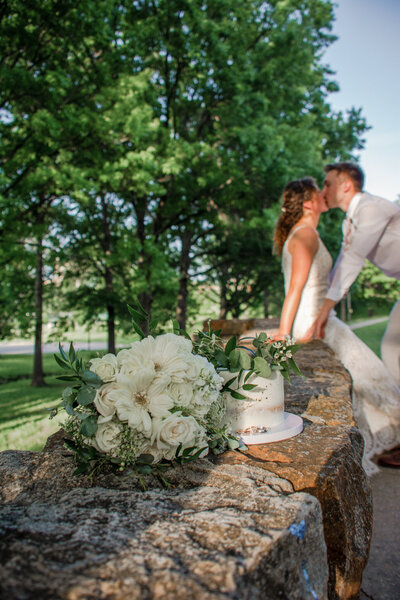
[94,421,122,454]
[185,354,207,380]
[167,382,195,408]
[94,381,119,423]
[117,347,155,376]
[90,353,119,382]
[151,413,203,453]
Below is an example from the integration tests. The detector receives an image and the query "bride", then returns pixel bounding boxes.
[273,177,400,475]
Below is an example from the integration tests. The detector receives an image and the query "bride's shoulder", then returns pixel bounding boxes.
[289,225,319,243]
[287,225,319,253]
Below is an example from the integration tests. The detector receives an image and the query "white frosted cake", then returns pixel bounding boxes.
[220,369,284,434]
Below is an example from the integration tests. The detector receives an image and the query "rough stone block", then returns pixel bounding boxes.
[0,455,328,600]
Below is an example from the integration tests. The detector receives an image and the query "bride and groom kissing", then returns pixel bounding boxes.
[273,162,400,474]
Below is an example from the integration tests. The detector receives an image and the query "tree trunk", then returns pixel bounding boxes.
[133,198,153,335]
[176,229,192,330]
[101,195,116,352]
[31,235,45,386]
[263,289,269,318]
[106,268,116,354]
[138,290,153,336]
[219,266,228,319]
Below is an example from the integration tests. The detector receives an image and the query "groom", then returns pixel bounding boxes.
[311,162,400,393]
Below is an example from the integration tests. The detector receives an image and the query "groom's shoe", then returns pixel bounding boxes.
[377,447,400,468]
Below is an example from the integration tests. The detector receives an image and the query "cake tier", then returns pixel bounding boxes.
[220,369,284,434]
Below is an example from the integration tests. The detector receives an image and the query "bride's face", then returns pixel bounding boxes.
[307,190,328,216]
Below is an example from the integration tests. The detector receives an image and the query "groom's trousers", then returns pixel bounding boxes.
[381,299,400,386]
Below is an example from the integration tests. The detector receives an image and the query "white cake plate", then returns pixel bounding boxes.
[238,412,303,445]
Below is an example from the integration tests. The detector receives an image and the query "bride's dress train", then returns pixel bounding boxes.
[282,227,400,475]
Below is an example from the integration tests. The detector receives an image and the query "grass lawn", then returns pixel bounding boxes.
[0,350,99,452]
[0,376,65,452]
[0,319,389,453]
[352,320,388,358]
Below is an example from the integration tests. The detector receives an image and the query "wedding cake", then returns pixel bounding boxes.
[220,370,284,434]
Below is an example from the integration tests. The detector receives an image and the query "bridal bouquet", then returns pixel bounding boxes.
[51,301,301,483]
[50,304,244,484]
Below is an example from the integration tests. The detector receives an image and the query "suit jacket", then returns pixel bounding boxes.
[327,192,400,302]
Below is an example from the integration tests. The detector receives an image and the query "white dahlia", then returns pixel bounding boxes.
[110,370,173,437]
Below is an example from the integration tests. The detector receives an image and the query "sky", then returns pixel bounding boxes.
[322,0,400,201]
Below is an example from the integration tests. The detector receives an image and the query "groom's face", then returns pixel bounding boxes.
[322,170,343,208]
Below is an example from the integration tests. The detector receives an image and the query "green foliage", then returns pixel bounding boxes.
[1,0,369,346]
[193,324,301,402]
[350,263,400,314]
[0,375,65,452]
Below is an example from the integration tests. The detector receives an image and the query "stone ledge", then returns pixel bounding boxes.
[0,337,372,600]
[216,339,373,600]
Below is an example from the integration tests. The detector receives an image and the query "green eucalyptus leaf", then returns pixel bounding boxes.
[214,349,229,367]
[80,414,98,437]
[238,349,251,370]
[136,464,153,475]
[227,437,240,450]
[77,385,96,406]
[62,386,75,401]
[229,348,241,369]
[225,336,237,356]
[64,403,76,416]
[81,370,102,387]
[253,357,272,378]
[137,454,155,465]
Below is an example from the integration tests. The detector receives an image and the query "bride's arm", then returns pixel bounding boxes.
[276,228,318,339]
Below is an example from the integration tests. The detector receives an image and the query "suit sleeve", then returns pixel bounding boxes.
[326,202,387,302]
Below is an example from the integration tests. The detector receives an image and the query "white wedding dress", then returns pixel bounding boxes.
[282,226,400,475]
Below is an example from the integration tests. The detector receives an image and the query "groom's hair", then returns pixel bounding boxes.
[324,162,364,191]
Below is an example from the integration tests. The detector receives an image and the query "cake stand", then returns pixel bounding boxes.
[237,412,303,445]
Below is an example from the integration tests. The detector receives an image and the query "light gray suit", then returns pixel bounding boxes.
[327,192,400,384]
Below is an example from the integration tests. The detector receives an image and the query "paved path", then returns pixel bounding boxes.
[0,341,108,355]
[349,316,388,330]
[360,465,400,600]
[0,317,388,355]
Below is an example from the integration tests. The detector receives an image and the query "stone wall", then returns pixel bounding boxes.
[0,336,372,600]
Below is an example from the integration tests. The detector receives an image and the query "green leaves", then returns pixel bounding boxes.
[253,356,272,378]
[81,370,102,388]
[77,386,96,406]
[80,415,98,437]
[53,342,101,421]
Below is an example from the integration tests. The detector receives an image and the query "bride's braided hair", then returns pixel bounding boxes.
[273,177,318,256]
